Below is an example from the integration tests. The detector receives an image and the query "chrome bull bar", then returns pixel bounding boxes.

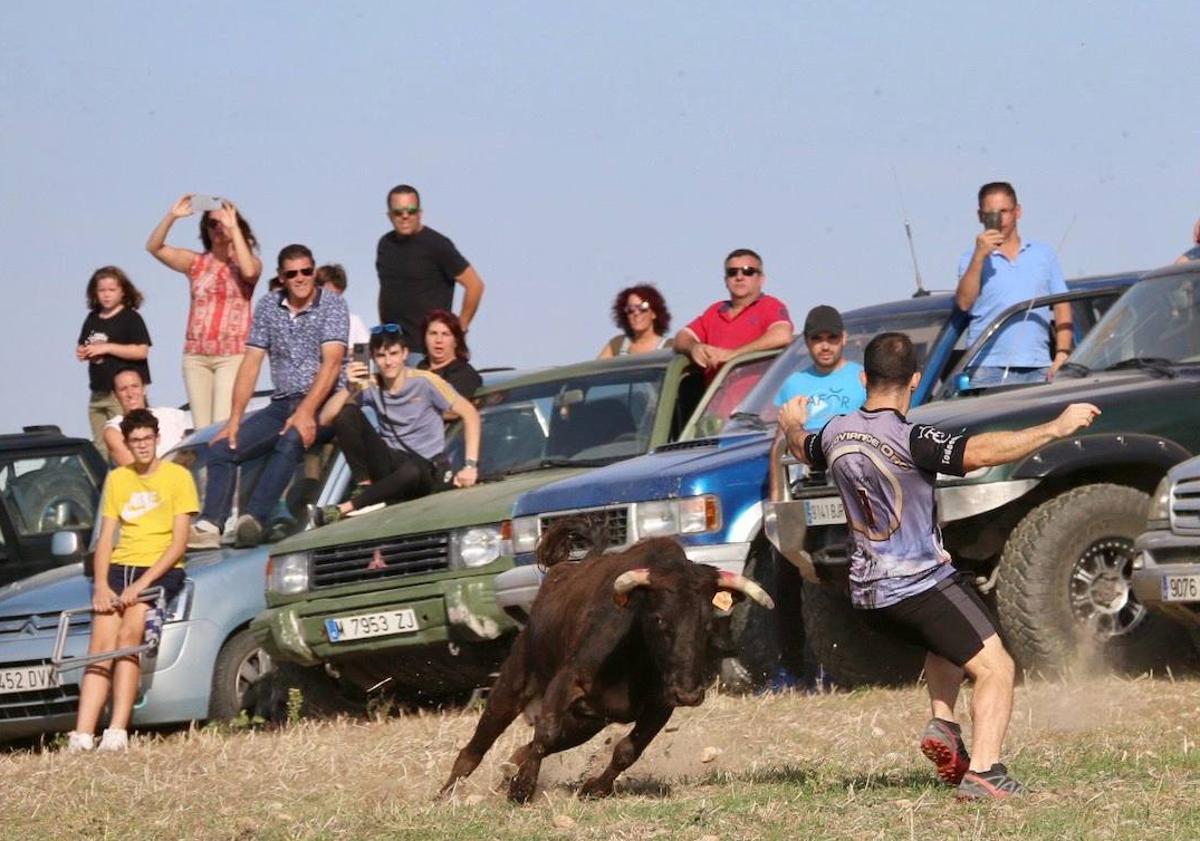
[51,586,165,675]
[762,430,820,583]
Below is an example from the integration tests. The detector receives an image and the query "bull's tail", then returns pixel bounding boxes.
[536,517,609,568]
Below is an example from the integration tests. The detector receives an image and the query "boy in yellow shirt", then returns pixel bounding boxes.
[68,409,199,752]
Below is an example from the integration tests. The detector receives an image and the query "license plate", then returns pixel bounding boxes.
[1162,574,1200,603]
[0,664,61,695]
[325,609,419,643]
[804,496,846,526]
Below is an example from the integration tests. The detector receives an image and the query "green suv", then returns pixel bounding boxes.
[251,350,775,700]
[778,263,1200,680]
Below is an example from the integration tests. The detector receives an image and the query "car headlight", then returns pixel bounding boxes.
[450,523,510,568]
[511,515,540,555]
[1147,476,1171,526]
[267,552,310,595]
[636,495,721,538]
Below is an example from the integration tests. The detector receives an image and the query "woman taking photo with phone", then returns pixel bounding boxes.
[67,409,198,753]
[146,194,262,429]
[596,284,673,358]
[315,325,481,526]
[76,266,152,460]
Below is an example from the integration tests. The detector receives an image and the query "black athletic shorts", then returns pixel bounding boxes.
[107,563,186,604]
[861,573,997,667]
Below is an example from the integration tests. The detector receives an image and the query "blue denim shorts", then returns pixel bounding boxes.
[107,564,186,603]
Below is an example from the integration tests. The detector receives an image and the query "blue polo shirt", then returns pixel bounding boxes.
[957,239,1066,368]
[247,288,349,399]
[774,361,867,430]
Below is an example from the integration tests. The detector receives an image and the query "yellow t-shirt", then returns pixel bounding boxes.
[101,462,200,568]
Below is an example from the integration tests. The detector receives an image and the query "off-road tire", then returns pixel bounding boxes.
[252,662,364,723]
[17,469,95,533]
[995,483,1193,675]
[800,580,925,688]
[208,629,274,720]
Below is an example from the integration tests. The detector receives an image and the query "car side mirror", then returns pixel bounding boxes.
[51,530,82,558]
[955,372,971,394]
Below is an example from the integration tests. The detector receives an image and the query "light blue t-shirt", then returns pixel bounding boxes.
[956,239,1067,368]
[774,361,867,431]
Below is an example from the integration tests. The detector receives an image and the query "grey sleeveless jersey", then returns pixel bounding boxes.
[805,408,969,608]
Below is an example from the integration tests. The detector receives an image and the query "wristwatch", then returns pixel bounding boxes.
[463,459,478,469]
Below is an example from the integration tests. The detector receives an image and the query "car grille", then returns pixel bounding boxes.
[0,678,80,721]
[540,506,630,550]
[1170,475,1200,535]
[0,611,89,640]
[310,531,451,588]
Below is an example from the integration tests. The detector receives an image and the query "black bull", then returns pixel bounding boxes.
[440,521,774,803]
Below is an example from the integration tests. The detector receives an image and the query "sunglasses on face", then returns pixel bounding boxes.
[389,206,421,218]
[624,301,651,315]
[725,266,762,278]
[280,267,315,279]
[370,323,402,335]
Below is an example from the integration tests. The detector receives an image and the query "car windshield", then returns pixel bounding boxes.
[169,442,341,546]
[724,305,949,431]
[446,366,668,477]
[1071,274,1200,372]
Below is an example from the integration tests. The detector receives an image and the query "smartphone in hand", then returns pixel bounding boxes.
[352,343,370,368]
[192,194,224,213]
[980,210,1003,231]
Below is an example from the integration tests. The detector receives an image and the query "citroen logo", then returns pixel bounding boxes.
[21,615,39,636]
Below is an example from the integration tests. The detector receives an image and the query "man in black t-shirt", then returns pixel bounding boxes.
[376,184,485,355]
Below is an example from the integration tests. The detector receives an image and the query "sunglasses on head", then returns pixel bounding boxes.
[389,206,421,218]
[624,301,651,315]
[370,323,402,335]
[725,266,762,278]
[280,267,315,279]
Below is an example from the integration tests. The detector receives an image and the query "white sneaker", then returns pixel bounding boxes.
[346,502,386,518]
[187,520,222,550]
[97,728,128,752]
[66,731,94,753]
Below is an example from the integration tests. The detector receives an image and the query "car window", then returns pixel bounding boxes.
[1072,275,1200,370]
[0,453,102,537]
[727,305,950,430]
[453,366,668,476]
[169,443,340,544]
[689,355,778,438]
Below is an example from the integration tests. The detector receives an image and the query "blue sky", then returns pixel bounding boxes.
[3,1,1198,437]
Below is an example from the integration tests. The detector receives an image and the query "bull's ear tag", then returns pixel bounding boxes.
[712,591,733,611]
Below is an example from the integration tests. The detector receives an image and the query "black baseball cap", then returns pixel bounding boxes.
[803,305,844,337]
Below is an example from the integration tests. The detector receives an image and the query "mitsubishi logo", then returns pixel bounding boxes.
[367,549,387,571]
[21,615,39,636]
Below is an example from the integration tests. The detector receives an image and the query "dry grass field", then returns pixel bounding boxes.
[3,674,1200,841]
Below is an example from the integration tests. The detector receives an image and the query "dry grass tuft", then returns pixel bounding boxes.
[4,675,1200,839]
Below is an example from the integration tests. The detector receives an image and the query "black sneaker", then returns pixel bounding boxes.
[956,763,1026,801]
[233,514,264,548]
[920,718,970,785]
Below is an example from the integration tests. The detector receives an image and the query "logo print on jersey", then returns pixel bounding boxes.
[121,490,161,521]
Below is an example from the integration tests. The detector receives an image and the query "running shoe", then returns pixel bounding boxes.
[233,514,264,548]
[315,505,343,527]
[920,718,970,785]
[66,731,94,753]
[97,728,128,752]
[187,519,222,550]
[956,763,1026,801]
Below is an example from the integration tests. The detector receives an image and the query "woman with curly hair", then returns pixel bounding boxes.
[597,284,672,358]
[146,194,262,428]
[76,266,152,460]
[417,309,482,400]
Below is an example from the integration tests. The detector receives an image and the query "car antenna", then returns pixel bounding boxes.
[1058,213,1078,252]
[891,165,930,297]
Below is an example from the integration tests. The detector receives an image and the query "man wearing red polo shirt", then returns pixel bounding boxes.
[674,248,794,372]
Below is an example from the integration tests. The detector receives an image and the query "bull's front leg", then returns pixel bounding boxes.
[578,703,674,799]
[440,634,533,798]
[508,670,584,803]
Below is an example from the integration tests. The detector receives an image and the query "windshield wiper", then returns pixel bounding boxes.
[728,411,768,431]
[1056,361,1091,378]
[492,456,622,479]
[1105,357,1177,378]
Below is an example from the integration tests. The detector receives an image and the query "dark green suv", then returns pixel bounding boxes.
[777,263,1200,680]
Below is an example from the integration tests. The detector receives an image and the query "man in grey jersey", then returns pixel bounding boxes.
[778,331,1099,801]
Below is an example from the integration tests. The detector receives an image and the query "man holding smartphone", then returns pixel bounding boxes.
[954,182,1071,386]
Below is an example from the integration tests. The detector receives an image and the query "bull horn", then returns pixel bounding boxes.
[613,568,652,596]
[719,572,775,610]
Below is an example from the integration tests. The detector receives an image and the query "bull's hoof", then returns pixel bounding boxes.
[577,777,615,799]
[507,776,537,804]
